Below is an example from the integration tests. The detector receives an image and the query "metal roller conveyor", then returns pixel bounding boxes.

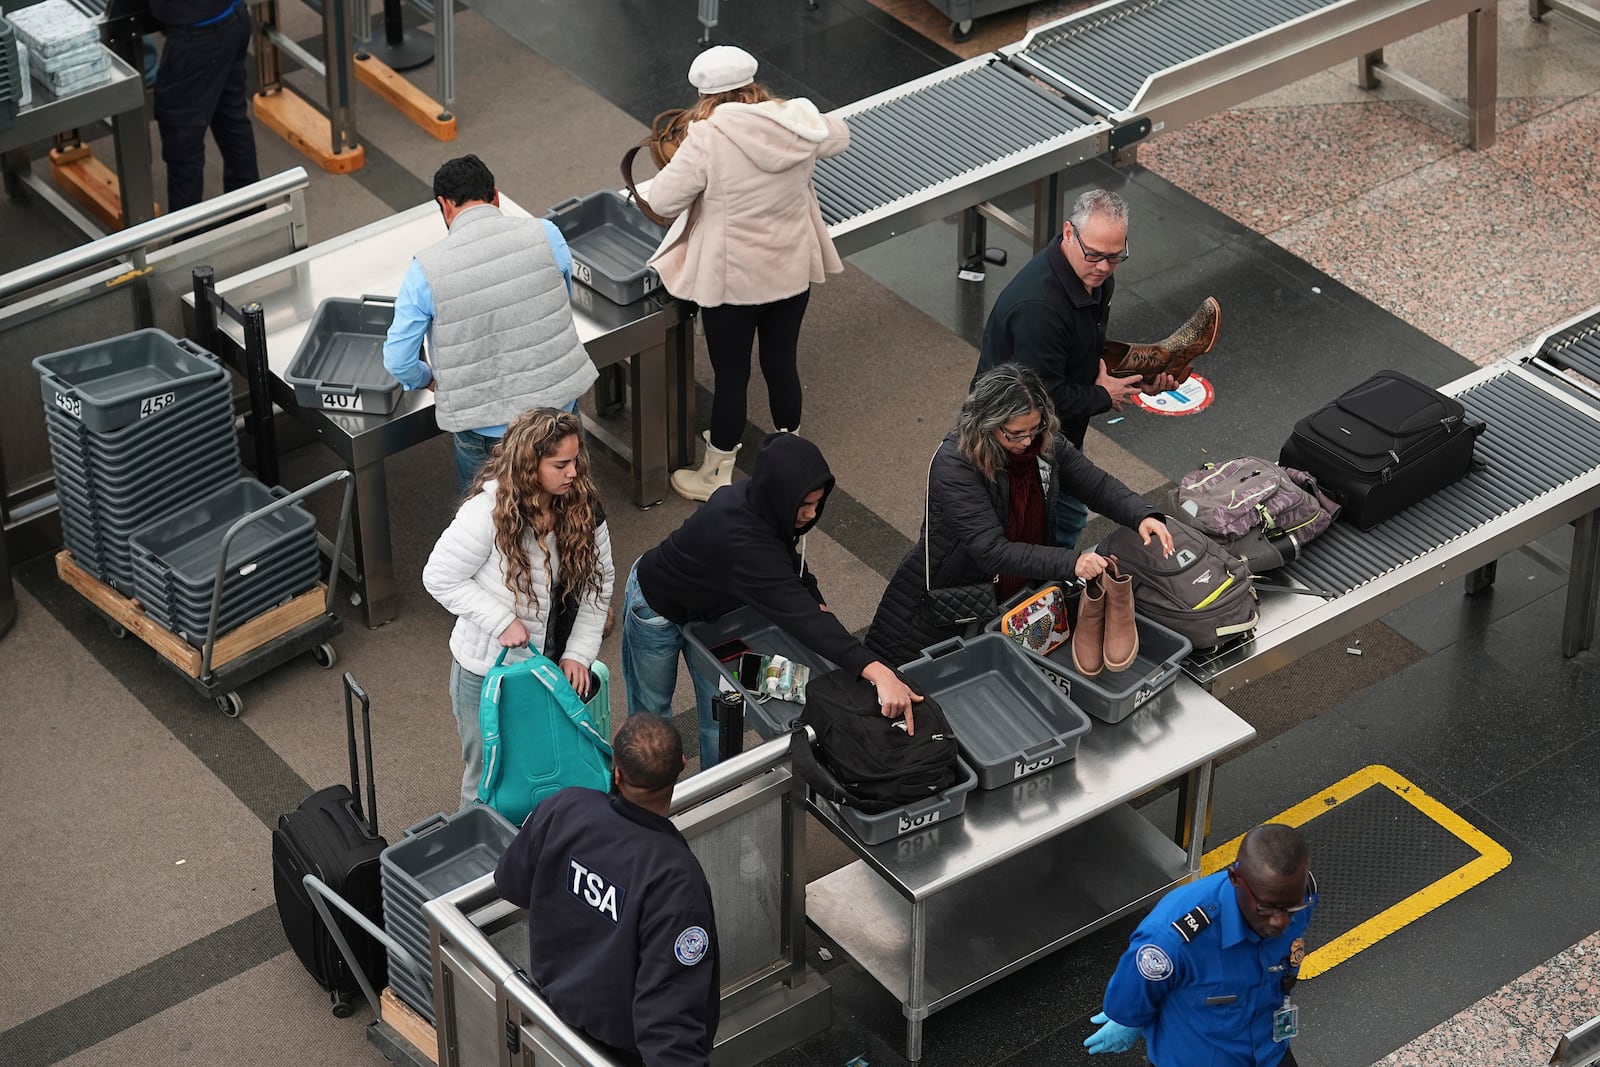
[1005,0,1498,150]
[1532,306,1600,393]
[821,57,1108,256]
[1190,362,1600,693]
[821,0,1500,265]
[1281,371,1600,597]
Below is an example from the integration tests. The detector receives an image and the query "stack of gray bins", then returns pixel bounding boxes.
[380,807,521,1022]
[6,0,109,97]
[129,478,321,647]
[37,329,241,596]
[0,17,27,129]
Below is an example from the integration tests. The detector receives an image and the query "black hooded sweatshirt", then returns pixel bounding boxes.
[636,433,877,677]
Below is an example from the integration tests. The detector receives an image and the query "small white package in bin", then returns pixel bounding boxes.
[6,0,99,58]
[35,45,109,92]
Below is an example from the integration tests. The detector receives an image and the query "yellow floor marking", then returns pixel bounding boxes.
[1198,765,1510,979]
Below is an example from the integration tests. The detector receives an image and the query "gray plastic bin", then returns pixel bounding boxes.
[128,478,317,589]
[380,806,518,1024]
[43,374,234,454]
[835,757,979,845]
[984,582,1192,724]
[898,633,1092,789]
[683,605,836,739]
[544,191,668,305]
[34,330,225,432]
[284,297,406,415]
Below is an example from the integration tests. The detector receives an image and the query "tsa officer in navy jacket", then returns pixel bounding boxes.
[1086,823,1317,1067]
[495,714,719,1066]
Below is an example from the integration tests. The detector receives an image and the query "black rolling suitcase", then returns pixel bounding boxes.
[1279,369,1485,530]
[271,673,388,1016]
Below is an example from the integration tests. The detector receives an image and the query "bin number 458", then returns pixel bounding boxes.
[139,392,177,418]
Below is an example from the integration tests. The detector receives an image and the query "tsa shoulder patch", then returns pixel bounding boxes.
[674,926,710,966]
[1170,906,1212,943]
[1135,944,1173,981]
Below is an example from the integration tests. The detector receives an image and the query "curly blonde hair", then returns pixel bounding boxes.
[467,409,605,621]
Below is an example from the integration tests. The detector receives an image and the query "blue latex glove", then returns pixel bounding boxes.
[1084,1012,1141,1054]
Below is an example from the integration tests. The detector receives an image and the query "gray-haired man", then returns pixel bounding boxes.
[974,188,1174,549]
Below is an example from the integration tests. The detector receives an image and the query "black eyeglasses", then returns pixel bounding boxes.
[997,422,1045,444]
[1070,228,1131,265]
[1231,863,1315,918]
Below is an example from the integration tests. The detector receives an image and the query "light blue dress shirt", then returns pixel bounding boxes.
[382,217,575,438]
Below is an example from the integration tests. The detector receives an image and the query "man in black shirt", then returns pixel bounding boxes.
[974,188,1173,548]
[495,715,719,1067]
[150,0,259,210]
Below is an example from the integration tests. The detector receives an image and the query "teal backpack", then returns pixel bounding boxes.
[477,646,613,826]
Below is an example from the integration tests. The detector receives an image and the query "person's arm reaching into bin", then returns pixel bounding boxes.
[383,259,436,391]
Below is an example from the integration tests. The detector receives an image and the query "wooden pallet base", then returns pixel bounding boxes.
[49,144,125,229]
[252,90,366,174]
[55,550,326,677]
[354,53,457,141]
[381,987,439,1065]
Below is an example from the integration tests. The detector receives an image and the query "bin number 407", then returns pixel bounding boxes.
[139,392,177,418]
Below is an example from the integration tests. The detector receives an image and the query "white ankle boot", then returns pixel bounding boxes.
[671,432,740,502]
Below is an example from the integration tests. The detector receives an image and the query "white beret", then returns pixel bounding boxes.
[689,46,758,95]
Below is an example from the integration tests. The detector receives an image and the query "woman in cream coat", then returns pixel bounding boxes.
[423,408,614,809]
[647,45,850,502]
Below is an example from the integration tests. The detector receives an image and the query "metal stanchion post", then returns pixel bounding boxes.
[361,0,434,70]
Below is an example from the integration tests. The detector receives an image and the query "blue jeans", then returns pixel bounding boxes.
[619,563,721,769]
[448,659,486,810]
[1054,493,1089,550]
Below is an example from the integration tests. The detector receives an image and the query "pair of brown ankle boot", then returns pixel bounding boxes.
[1102,297,1221,386]
[1071,560,1139,677]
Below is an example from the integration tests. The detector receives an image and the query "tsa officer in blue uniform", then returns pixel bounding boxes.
[495,714,720,1066]
[1086,823,1317,1067]
[149,0,260,211]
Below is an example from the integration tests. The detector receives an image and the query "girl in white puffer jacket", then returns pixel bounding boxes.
[423,408,614,809]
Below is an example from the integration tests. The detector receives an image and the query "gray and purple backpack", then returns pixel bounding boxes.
[1167,456,1340,572]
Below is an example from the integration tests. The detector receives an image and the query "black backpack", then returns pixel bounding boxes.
[1098,522,1259,651]
[792,668,960,813]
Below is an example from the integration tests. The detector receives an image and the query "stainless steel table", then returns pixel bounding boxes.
[181,198,694,628]
[805,678,1255,1064]
[0,49,155,230]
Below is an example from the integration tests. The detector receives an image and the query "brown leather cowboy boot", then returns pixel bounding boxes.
[1102,297,1221,385]
[1101,559,1139,672]
[1072,576,1106,678]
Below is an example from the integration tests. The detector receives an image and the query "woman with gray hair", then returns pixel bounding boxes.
[864,364,1173,667]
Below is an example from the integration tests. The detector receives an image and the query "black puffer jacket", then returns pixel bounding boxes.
[864,430,1158,667]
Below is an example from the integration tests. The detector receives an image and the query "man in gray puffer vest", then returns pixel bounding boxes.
[384,154,598,492]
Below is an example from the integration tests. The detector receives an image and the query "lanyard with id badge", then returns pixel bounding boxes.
[1274,936,1306,1042]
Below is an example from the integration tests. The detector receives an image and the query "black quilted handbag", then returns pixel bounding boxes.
[915,448,998,628]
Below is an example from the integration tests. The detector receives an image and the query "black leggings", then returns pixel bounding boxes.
[700,289,810,451]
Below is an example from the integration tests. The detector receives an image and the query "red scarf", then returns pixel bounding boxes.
[999,438,1046,599]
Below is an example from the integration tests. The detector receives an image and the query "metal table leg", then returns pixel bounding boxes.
[109,98,156,226]
[1465,559,1498,594]
[1175,759,1215,873]
[348,457,397,628]
[665,314,696,470]
[906,897,928,1065]
[1563,509,1599,657]
[630,340,670,509]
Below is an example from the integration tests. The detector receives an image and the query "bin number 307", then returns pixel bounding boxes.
[139,392,177,418]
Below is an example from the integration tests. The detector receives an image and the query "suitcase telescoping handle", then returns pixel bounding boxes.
[343,672,378,837]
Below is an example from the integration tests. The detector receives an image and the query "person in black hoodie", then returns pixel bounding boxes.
[622,432,921,768]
